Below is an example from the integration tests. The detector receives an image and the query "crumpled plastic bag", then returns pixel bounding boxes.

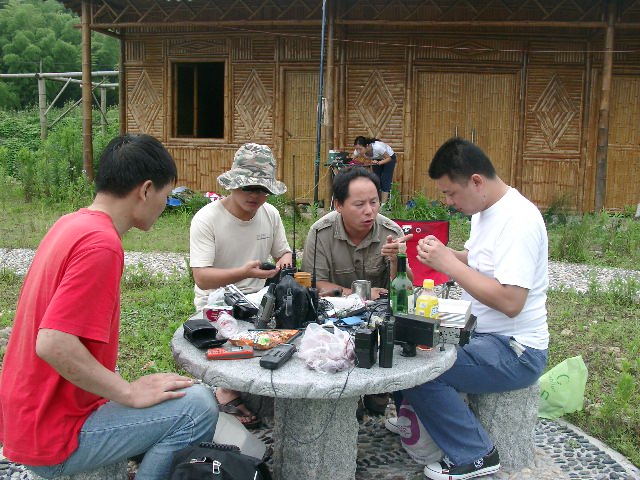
[211,312,240,340]
[207,288,227,306]
[538,355,588,419]
[297,323,355,373]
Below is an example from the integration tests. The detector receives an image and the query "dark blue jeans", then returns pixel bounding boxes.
[372,154,397,193]
[398,333,547,466]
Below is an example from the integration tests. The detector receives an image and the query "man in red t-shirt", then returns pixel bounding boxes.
[0,134,218,479]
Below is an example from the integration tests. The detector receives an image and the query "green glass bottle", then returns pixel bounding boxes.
[390,252,413,314]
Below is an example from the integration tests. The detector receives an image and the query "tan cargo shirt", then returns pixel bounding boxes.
[301,211,404,290]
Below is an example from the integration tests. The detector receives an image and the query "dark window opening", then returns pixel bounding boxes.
[174,62,225,138]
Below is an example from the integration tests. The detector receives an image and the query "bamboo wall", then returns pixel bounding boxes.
[112,2,640,211]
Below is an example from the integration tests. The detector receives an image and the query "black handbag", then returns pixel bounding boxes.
[183,319,226,349]
[170,442,272,480]
[274,274,318,329]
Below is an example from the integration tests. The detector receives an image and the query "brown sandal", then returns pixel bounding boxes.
[218,396,262,429]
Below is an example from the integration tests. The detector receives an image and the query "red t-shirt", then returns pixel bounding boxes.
[0,209,123,466]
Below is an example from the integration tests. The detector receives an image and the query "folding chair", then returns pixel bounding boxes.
[391,219,450,287]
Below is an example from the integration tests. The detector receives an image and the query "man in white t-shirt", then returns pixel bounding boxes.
[397,138,549,480]
[190,143,292,428]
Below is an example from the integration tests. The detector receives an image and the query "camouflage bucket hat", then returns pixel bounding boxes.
[217,143,287,195]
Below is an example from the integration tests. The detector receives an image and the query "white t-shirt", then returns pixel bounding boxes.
[190,201,291,310]
[353,141,394,160]
[462,188,549,350]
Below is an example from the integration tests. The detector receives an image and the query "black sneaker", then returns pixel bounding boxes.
[423,447,500,480]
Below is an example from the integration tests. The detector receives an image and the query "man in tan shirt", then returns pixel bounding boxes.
[302,166,412,416]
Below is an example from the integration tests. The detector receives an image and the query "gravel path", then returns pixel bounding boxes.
[0,248,639,480]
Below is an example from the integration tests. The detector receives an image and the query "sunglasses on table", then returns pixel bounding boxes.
[240,185,271,195]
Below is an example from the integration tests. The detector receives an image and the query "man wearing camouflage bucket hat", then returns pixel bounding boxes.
[190,143,292,428]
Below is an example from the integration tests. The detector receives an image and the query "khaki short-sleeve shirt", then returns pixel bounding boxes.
[301,211,403,289]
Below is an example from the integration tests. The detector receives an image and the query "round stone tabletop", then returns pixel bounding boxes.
[171,323,457,400]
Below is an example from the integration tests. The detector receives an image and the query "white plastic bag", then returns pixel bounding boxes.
[206,287,227,307]
[396,400,443,465]
[297,323,355,373]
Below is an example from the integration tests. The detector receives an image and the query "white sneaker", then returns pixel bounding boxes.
[385,416,401,435]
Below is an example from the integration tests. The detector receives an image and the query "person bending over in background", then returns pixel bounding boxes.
[190,143,292,429]
[302,166,411,417]
[0,134,218,480]
[396,138,549,480]
[352,136,397,207]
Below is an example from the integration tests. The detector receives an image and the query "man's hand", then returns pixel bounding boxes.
[371,287,388,300]
[381,234,413,260]
[275,252,293,269]
[416,235,457,276]
[244,260,281,279]
[123,373,196,408]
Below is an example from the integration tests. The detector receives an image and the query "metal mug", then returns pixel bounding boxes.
[351,280,371,301]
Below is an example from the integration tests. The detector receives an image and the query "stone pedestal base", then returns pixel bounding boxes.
[271,396,359,480]
[469,383,539,470]
[30,460,128,480]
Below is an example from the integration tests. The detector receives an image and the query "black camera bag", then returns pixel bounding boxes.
[274,274,318,329]
[169,442,272,480]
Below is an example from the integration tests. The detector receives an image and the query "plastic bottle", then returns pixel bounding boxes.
[414,279,439,319]
[390,246,413,314]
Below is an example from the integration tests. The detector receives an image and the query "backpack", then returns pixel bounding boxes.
[274,273,318,329]
[170,442,272,480]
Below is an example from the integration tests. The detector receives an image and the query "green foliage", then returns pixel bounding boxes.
[0,0,119,109]
[0,109,41,175]
[548,212,640,269]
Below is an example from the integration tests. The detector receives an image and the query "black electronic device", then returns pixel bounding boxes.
[224,284,259,320]
[259,262,276,270]
[378,318,395,368]
[355,327,378,368]
[259,343,296,370]
[393,312,440,357]
[255,283,277,328]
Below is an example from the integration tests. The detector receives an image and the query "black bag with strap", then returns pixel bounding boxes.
[274,273,318,329]
[169,442,272,480]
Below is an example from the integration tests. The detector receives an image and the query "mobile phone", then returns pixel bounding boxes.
[259,344,296,370]
[259,262,276,270]
[206,345,254,360]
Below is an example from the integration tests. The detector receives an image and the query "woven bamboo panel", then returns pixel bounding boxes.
[413,70,518,201]
[279,35,322,62]
[232,66,274,144]
[520,159,579,210]
[125,67,164,138]
[524,68,584,154]
[167,37,228,56]
[605,75,640,209]
[346,68,405,149]
[283,70,328,204]
[528,41,586,65]
[413,37,523,63]
[168,146,237,192]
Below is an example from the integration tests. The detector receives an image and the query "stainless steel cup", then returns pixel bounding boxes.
[351,280,372,300]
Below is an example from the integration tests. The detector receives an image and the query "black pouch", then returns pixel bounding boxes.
[274,274,318,329]
[183,319,226,349]
[170,442,272,480]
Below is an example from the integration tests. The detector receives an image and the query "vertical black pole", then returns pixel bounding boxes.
[314,0,327,205]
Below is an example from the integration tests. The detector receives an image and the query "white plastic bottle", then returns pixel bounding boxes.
[414,279,439,318]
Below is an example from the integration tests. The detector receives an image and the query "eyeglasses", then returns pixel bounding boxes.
[240,186,270,195]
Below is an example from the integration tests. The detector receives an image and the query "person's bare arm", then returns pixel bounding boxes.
[192,260,280,291]
[416,238,528,317]
[36,329,194,408]
[375,152,393,166]
[381,234,414,282]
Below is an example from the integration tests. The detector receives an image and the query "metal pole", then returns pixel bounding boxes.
[81,0,94,182]
[100,84,107,135]
[314,0,327,205]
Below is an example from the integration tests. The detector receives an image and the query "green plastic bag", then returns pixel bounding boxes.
[538,355,588,419]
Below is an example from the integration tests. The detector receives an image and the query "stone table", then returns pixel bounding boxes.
[171,324,456,480]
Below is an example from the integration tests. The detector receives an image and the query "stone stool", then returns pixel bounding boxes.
[468,383,539,470]
[29,459,129,480]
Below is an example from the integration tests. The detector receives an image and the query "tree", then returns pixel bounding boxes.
[0,0,119,109]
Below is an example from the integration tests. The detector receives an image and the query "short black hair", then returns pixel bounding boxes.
[332,166,381,204]
[428,138,496,184]
[353,136,379,148]
[94,134,177,197]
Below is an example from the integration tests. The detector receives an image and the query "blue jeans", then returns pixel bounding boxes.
[372,154,397,193]
[398,333,547,466]
[27,385,218,480]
